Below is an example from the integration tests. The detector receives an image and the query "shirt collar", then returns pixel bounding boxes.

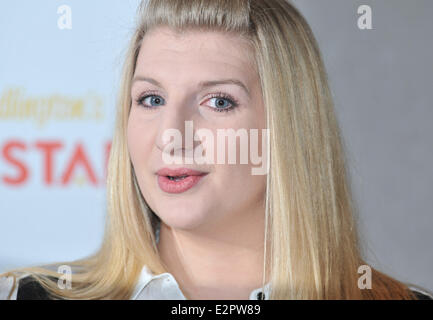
[131,265,270,300]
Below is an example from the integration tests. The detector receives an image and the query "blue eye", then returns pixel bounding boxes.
[137,94,165,108]
[204,93,239,113]
[208,98,232,111]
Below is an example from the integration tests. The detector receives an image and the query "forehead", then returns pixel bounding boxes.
[135,26,257,81]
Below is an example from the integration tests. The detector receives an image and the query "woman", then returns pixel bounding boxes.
[0,0,431,300]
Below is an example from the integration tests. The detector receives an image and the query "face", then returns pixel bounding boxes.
[127,26,267,231]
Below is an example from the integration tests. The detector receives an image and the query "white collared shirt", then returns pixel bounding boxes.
[131,264,270,300]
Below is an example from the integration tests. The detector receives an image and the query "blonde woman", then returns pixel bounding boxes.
[0,0,431,300]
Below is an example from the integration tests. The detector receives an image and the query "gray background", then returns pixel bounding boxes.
[292,0,433,292]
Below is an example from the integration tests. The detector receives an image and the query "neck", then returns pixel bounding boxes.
[156,205,269,300]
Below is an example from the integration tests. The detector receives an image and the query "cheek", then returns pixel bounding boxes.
[126,111,153,171]
[214,163,266,214]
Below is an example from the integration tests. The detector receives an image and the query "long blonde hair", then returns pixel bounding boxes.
[1,0,421,299]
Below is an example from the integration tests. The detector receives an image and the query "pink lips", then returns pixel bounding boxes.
[156,168,208,194]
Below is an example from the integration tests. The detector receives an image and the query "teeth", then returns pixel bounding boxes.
[167,175,188,181]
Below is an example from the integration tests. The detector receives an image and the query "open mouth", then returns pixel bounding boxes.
[166,175,189,181]
[157,173,208,194]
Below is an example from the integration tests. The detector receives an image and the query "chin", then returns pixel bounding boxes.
[157,206,209,230]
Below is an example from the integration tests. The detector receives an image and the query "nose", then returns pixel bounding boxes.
[155,99,198,159]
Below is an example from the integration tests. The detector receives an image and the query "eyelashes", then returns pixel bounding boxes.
[134,90,240,113]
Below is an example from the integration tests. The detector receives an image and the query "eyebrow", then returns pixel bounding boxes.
[132,76,251,97]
